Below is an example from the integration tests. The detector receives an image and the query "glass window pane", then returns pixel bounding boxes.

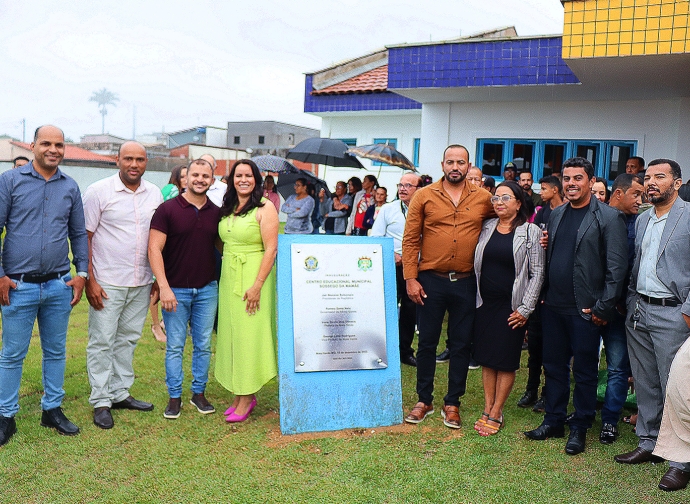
[481,142,503,176]
[543,143,565,177]
[607,144,632,181]
[512,143,534,171]
[576,144,598,164]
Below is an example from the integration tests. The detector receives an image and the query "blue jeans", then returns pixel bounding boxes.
[600,311,631,425]
[0,274,73,417]
[161,282,218,398]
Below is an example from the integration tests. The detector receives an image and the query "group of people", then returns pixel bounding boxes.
[0,125,279,447]
[2,128,690,493]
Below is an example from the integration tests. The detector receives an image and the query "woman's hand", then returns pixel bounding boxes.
[507,310,527,329]
[243,283,262,315]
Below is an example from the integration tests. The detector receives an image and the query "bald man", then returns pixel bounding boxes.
[83,141,163,429]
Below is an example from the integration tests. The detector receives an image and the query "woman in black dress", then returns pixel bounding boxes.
[472,181,545,436]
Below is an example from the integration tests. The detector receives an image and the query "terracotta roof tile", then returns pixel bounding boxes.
[312,65,388,95]
[10,141,115,162]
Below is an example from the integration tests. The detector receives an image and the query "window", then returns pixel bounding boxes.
[373,138,397,166]
[337,138,357,146]
[258,136,265,145]
[412,138,420,167]
[233,136,240,145]
[478,141,504,177]
[476,138,637,181]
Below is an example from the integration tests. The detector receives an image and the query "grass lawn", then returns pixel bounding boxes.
[0,299,682,503]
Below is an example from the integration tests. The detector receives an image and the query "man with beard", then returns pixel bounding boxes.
[402,145,493,429]
[83,141,163,429]
[149,159,220,420]
[614,159,690,492]
[524,157,627,455]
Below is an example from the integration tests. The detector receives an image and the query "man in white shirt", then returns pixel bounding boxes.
[371,173,422,367]
[83,141,163,429]
[199,154,227,207]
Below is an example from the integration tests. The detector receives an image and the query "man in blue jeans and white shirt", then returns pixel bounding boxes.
[149,159,220,419]
[0,125,89,446]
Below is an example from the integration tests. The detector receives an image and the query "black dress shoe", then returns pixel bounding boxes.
[0,416,17,447]
[41,407,79,436]
[599,423,619,444]
[565,428,586,455]
[659,467,690,492]
[112,396,154,411]
[401,354,417,367]
[614,446,664,464]
[93,407,114,429]
[532,396,546,413]
[436,348,450,362]
[517,390,537,408]
[524,423,565,440]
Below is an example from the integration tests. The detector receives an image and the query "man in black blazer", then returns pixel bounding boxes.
[614,159,690,492]
[524,157,628,455]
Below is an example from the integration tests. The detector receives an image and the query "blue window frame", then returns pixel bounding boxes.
[338,138,357,146]
[412,138,420,167]
[373,138,397,166]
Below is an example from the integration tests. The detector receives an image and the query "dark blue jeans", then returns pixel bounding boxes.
[542,305,601,430]
[415,271,476,407]
[600,311,631,425]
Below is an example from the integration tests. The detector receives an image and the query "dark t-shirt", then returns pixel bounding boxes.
[533,204,553,228]
[150,195,220,288]
[480,229,515,299]
[544,204,589,314]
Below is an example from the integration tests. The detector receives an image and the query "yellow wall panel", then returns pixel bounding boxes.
[620,31,633,43]
[660,3,674,16]
[582,45,595,57]
[583,33,596,45]
[622,0,634,7]
[573,10,585,23]
[672,25,687,40]
[572,23,584,35]
[609,19,621,30]
[596,8,609,21]
[657,40,672,52]
[610,0,622,7]
[671,40,686,52]
[619,43,633,55]
[647,5,661,17]
[646,30,659,42]
[584,9,596,21]
[621,18,634,30]
[658,28,673,41]
[594,45,608,56]
[647,17,660,29]
[621,6,635,18]
[644,42,658,53]
[572,34,584,46]
[607,32,621,44]
[609,8,622,20]
[631,42,645,54]
[676,2,689,15]
[673,15,689,29]
[633,18,647,30]
[584,21,596,33]
[606,44,620,55]
[632,30,646,42]
[659,16,673,28]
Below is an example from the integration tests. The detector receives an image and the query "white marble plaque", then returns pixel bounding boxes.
[291,243,387,372]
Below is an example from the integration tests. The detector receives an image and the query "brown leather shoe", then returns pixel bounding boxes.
[404,402,434,424]
[441,405,461,429]
[659,467,690,492]
[614,447,664,464]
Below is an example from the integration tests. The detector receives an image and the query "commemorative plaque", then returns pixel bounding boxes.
[291,243,387,372]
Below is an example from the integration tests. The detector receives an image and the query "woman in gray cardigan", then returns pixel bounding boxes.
[319,181,353,235]
[472,181,545,436]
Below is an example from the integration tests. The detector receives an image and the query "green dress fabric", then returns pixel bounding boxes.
[215,206,277,395]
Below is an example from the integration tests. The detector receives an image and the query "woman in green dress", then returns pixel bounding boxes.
[216,159,279,423]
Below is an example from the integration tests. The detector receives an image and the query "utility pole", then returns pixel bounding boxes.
[132,104,136,140]
[21,118,25,143]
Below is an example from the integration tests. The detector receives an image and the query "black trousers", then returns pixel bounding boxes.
[525,302,544,395]
[396,265,416,359]
[416,271,476,407]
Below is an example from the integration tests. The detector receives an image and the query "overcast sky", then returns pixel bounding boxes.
[0,0,563,142]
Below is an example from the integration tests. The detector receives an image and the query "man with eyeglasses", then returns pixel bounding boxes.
[371,173,422,368]
[402,145,494,429]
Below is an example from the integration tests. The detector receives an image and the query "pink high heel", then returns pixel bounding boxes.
[224,406,236,416]
[225,397,257,423]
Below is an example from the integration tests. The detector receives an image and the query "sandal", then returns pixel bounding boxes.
[474,411,490,432]
[622,414,637,426]
[479,416,504,437]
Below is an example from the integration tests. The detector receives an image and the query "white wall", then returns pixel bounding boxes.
[419,98,690,181]
[318,112,421,198]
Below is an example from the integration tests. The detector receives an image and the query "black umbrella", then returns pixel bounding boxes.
[276,169,331,201]
[252,155,300,174]
[286,138,364,168]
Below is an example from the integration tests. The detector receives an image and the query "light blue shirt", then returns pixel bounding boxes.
[0,163,88,278]
[281,194,314,234]
[370,200,407,255]
[637,208,674,297]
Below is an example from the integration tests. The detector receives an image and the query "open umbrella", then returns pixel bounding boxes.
[252,155,299,174]
[276,169,331,201]
[286,138,364,168]
[347,144,416,171]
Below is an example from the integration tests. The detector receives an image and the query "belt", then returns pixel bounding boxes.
[429,270,474,282]
[638,293,679,307]
[7,271,68,284]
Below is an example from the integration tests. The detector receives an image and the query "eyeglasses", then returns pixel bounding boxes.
[490,194,516,204]
[396,183,418,190]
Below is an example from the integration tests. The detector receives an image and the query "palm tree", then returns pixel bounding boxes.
[89,88,119,134]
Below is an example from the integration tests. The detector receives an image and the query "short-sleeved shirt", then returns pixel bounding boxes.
[150,195,220,288]
[83,174,163,287]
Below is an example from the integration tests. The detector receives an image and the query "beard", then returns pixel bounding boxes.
[445,171,466,185]
[648,184,674,204]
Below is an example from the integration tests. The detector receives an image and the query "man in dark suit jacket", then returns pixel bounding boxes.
[524,157,628,456]
[614,159,690,492]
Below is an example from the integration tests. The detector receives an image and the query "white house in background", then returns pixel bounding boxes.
[304,1,690,187]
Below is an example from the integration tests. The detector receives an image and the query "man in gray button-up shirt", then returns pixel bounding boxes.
[0,125,88,446]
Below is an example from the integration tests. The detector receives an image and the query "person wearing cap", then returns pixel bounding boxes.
[503,163,517,181]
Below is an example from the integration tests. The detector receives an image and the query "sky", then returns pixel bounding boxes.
[0,0,564,143]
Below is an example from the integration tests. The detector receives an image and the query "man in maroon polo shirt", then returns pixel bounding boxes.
[148,159,221,419]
